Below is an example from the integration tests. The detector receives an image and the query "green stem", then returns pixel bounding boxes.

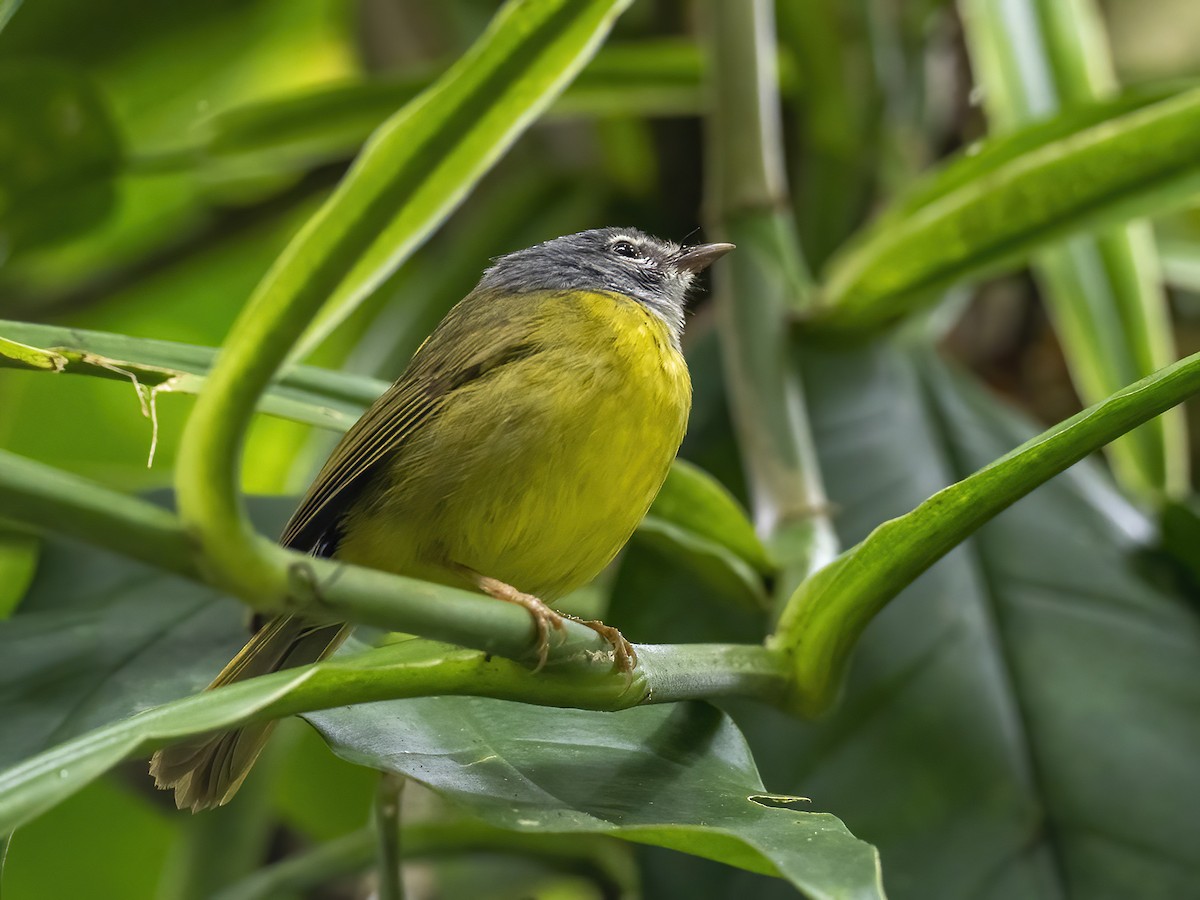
[375,774,405,900]
[772,347,1200,714]
[0,449,784,683]
[0,450,197,580]
[705,0,787,215]
[704,0,838,597]
[0,642,791,835]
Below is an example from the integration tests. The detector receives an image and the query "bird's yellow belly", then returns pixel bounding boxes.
[336,292,690,602]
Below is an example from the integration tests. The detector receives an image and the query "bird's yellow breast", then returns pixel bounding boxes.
[336,290,691,601]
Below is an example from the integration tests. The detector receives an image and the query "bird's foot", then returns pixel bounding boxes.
[475,575,564,671]
[564,615,637,674]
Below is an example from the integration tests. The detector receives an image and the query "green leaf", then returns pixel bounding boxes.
[0,62,122,254]
[0,540,880,900]
[308,671,883,900]
[716,344,1200,898]
[1,777,175,900]
[637,459,775,611]
[0,516,256,771]
[0,319,384,431]
[957,0,1187,501]
[1158,498,1200,588]
[815,85,1200,331]
[773,344,1200,713]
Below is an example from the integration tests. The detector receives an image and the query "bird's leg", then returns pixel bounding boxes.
[472,574,565,671]
[468,573,636,674]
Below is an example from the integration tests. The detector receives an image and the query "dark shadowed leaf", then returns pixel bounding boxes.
[0,501,880,899]
[729,343,1200,899]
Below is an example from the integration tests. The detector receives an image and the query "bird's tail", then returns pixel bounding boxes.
[149,615,349,811]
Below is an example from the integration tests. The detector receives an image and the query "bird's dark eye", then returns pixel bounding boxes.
[611,240,639,259]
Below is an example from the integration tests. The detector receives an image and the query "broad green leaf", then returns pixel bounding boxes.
[678,344,1200,899]
[773,345,1200,713]
[0,539,881,900]
[958,0,1186,501]
[1,778,175,900]
[0,516,256,771]
[0,62,122,254]
[815,85,1200,331]
[308,658,884,900]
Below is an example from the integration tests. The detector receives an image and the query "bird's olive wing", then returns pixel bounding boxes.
[278,289,542,554]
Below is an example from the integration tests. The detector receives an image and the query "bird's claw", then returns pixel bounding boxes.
[471,573,633,675]
[566,616,637,676]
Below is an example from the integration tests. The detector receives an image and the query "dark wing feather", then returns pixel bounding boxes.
[279,288,544,553]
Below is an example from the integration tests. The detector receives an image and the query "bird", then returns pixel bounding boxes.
[149,226,733,811]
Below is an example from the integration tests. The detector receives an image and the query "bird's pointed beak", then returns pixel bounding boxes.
[673,242,735,273]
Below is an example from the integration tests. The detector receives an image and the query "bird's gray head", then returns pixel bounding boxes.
[478,227,734,344]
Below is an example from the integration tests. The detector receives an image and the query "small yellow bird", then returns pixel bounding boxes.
[150,227,732,811]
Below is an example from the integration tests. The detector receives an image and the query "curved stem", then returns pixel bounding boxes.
[0,449,786,689]
[0,450,197,580]
[772,347,1200,714]
[0,641,792,835]
[172,0,634,604]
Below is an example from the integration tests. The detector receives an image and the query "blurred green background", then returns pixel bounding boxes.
[3,0,1200,897]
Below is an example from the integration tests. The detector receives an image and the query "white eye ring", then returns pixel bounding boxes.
[611,239,639,259]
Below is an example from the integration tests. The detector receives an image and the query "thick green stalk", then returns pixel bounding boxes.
[960,0,1186,500]
[703,0,838,596]
[0,446,776,675]
[374,774,405,900]
[0,450,196,579]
